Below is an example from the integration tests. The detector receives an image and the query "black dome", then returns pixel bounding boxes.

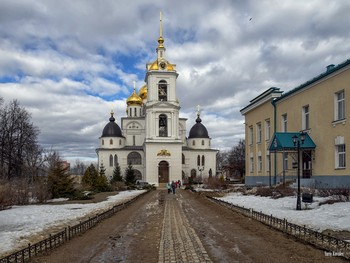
[101,114,123,137]
[188,116,209,138]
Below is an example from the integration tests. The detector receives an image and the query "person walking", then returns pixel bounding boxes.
[171,181,176,194]
[166,182,171,194]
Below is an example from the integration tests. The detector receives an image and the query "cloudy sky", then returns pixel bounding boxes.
[1,0,349,163]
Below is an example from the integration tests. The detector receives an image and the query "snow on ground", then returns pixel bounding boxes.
[0,190,146,256]
[217,192,350,233]
[1,189,349,257]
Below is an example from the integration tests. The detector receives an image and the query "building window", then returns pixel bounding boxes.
[119,139,122,145]
[283,152,288,170]
[249,126,253,145]
[134,108,137,117]
[335,90,345,121]
[159,114,167,137]
[158,80,167,101]
[265,119,270,141]
[256,123,262,143]
[257,156,262,172]
[133,135,136,146]
[197,155,200,166]
[110,139,113,145]
[302,105,310,130]
[114,155,118,167]
[192,140,195,146]
[102,139,104,145]
[182,154,185,164]
[109,154,113,167]
[202,155,205,166]
[282,114,287,132]
[336,144,346,168]
[266,154,270,172]
[127,152,142,165]
[202,140,204,146]
[249,157,254,172]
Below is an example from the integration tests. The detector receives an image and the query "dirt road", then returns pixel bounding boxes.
[31,190,347,263]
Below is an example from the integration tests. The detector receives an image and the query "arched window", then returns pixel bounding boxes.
[159,114,167,137]
[202,140,204,146]
[109,154,113,167]
[110,139,113,145]
[133,135,136,146]
[127,152,142,165]
[158,80,167,101]
[202,155,205,166]
[134,108,137,117]
[192,140,195,146]
[102,139,104,145]
[114,154,118,167]
[182,154,185,164]
[197,155,200,166]
[119,139,122,145]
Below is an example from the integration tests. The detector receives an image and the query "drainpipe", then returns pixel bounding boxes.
[271,98,277,186]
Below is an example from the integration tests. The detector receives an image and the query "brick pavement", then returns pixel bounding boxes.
[158,190,212,263]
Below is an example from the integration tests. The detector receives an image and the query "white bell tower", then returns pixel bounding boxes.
[144,12,181,142]
[143,12,183,187]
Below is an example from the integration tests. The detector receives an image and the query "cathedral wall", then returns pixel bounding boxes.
[98,149,145,181]
[182,150,217,179]
[144,143,182,186]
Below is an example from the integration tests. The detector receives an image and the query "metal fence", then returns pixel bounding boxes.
[0,191,149,263]
[207,196,350,260]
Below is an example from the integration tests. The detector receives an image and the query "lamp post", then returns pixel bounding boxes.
[292,132,306,211]
[197,166,204,185]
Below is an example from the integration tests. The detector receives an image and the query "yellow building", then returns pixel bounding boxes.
[241,60,350,188]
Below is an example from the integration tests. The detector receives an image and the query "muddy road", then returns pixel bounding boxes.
[31,190,347,263]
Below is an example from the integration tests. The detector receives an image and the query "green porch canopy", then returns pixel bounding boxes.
[268,132,316,152]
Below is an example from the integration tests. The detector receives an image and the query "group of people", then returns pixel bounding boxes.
[166,180,181,194]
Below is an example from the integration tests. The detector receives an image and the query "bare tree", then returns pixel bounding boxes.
[227,139,245,179]
[0,99,40,180]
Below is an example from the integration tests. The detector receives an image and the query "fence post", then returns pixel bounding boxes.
[28,243,31,259]
[49,234,52,250]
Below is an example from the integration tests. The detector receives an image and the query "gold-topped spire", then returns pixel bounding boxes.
[157,11,164,49]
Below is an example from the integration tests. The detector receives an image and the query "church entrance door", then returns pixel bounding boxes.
[158,161,169,185]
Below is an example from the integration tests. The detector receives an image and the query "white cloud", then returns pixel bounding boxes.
[1,0,350,160]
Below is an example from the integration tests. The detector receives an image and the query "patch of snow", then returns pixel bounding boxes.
[218,193,350,232]
[0,190,146,256]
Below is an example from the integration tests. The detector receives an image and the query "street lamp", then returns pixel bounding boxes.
[197,166,204,184]
[292,131,306,210]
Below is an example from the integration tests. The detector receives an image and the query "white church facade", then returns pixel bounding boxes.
[96,17,217,187]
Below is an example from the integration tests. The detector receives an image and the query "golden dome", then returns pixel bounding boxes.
[167,63,175,70]
[149,59,159,70]
[147,59,175,71]
[139,84,148,100]
[126,89,142,106]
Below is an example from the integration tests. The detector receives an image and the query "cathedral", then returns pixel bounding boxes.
[96,16,217,187]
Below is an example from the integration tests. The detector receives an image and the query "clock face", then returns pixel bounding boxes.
[160,62,166,69]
